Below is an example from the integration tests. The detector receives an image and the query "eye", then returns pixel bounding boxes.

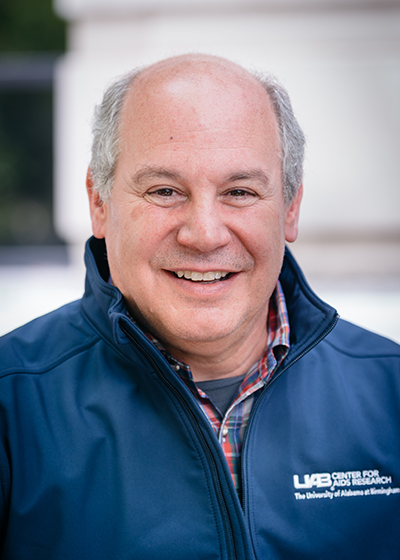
[228,189,254,197]
[222,188,258,206]
[152,188,175,196]
[144,187,186,207]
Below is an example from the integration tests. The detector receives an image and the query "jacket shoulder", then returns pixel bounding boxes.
[0,300,100,377]
[324,318,400,359]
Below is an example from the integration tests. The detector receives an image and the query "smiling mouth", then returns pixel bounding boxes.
[172,270,232,282]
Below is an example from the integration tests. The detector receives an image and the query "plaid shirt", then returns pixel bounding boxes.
[137,281,290,496]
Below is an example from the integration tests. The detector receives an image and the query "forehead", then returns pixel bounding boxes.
[121,64,279,149]
[117,60,281,176]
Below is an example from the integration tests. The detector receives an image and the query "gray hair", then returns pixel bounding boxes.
[90,68,142,201]
[253,72,305,203]
[90,65,305,204]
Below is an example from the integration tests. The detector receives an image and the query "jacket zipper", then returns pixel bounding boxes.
[119,321,238,560]
[240,313,339,516]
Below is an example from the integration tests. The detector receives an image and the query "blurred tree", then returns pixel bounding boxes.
[0,0,66,53]
[0,91,54,244]
[0,0,66,247]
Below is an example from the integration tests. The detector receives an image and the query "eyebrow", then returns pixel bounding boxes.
[226,170,270,186]
[132,167,182,185]
[131,166,271,188]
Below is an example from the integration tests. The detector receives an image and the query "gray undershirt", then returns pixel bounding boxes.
[196,373,247,417]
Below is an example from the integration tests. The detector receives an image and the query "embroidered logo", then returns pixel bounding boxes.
[293,469,400,501]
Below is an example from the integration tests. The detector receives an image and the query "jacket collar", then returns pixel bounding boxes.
[81,237,128,345]
[280,246,338,366]
[81,237,338,362]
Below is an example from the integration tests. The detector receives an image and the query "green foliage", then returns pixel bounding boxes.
[0,0,66,53]
[0,0,66,245]
[0,91,57,244]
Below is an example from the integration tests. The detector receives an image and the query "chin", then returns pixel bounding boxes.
[177,326,233,344]
[156,314,243,348]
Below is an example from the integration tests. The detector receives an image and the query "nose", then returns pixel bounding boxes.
[176,195,231,253]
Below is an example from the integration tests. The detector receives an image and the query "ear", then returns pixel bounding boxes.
[86,168,108,239]
[284,183,303,243]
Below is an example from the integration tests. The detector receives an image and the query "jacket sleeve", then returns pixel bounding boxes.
[0,417,10,548]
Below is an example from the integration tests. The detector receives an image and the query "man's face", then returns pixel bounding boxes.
[89,63,301,358]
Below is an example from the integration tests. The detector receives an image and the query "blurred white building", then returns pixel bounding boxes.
[1,0,400,340]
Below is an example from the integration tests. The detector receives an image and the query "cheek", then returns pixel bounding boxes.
[240,224,286,298]
[242,209,286,261]
[108,207,149,258]
[104,212,140,286]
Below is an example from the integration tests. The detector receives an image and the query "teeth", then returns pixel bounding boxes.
[176,271,228,282]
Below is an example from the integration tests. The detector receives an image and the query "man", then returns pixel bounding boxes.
[0,54,399,559]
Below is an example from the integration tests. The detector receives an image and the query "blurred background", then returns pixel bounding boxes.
[0,0,399,342]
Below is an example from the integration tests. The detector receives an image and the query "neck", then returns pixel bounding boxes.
[163,323,268,382]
